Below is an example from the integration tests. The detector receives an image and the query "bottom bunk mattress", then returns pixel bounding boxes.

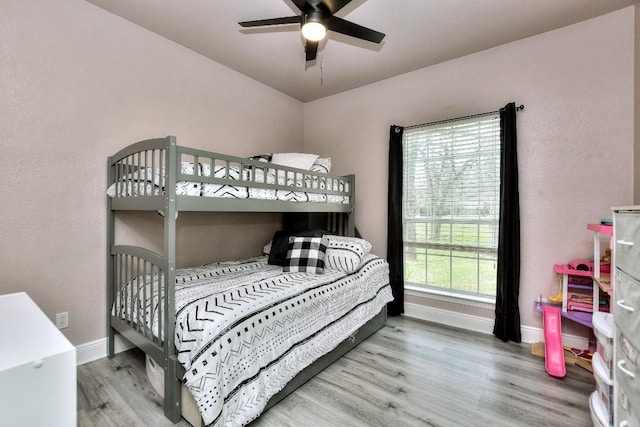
[117,253,392,426]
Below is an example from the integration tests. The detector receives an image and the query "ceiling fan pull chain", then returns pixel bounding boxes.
[320,51,324,86]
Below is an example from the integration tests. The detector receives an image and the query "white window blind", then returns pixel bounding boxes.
[402,113,500,297]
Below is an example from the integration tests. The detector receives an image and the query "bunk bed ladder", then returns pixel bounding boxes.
[163,136,182,423]
[106,156,116,359]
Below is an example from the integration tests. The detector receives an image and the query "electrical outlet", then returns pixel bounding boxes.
[56,312,69,329]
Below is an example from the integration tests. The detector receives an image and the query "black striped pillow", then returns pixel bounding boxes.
[324,236,372,273]
[310,157,331,174]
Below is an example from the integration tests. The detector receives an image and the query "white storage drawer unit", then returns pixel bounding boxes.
[617,386,640,427]
[617,330,640,408]
[0,292,76,427]
[594,352,614,425]
[594,311,615,375]
[614,207,640,427]
[615,212,640,280]
[615,270,640,350]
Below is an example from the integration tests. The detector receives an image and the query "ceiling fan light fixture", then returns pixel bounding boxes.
[238,1,385,62]
[301,11,326,41]
[302,22,326,41]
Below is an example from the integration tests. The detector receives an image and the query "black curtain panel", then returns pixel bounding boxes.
[493,102,522,343]
[387,125,405,316]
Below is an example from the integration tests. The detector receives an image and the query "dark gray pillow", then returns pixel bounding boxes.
[267,229,325,266]
[248,154,272,163]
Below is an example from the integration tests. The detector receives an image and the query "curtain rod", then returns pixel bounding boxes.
[403,104,524,130]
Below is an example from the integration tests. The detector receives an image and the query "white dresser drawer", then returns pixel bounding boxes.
[615,211,640,280]
[615,269,640,350]
[616,329,640,413]
[614,207,640,427]
[617,385,640,427]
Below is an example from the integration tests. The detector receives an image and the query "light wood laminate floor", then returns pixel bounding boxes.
[77,316,595,427]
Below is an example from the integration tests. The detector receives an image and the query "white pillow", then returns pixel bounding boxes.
[271,153,319,170]
[324,235,372,273]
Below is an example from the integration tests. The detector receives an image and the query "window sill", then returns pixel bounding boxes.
[405,285,496,310]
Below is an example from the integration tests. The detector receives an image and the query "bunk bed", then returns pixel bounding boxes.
[106,136,392,426]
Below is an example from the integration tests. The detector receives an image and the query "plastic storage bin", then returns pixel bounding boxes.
[593,311,614,373]
[593,352,614,425]
[145,355,203,427]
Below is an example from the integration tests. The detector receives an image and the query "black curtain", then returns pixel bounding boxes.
[493,102,521,342]
[387,125,405,316]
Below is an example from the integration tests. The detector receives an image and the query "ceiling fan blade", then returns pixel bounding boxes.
[291,0,313,12]
[239,16,301,27]
[322,0,352,14]
[305,40,319,61]
[327,16,385,43]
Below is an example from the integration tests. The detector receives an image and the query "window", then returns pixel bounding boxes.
[403,113,500,299]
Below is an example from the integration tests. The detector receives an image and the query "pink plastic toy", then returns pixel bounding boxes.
[542,305,566,378]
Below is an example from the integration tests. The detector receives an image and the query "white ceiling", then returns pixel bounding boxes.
[85,0,637,102]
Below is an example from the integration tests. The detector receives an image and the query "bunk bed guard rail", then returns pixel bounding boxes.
[107,136,355,214]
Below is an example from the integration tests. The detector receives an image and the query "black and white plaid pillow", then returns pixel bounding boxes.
[283,236,327,274]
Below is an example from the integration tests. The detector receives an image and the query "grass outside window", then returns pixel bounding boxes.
[404,221,497,297]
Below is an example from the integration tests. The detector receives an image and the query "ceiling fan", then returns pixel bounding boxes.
[238,0,385,62]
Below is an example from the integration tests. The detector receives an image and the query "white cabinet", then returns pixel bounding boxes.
[613,208,640,427]
[0,292,76,427]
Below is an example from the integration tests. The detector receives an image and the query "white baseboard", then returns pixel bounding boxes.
[404,302,589,350]
[75,304,590,366]
[75,334,134,366]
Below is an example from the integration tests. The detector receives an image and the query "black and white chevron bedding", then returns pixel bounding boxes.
[106,162,350,204]
[116,254,392,426]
